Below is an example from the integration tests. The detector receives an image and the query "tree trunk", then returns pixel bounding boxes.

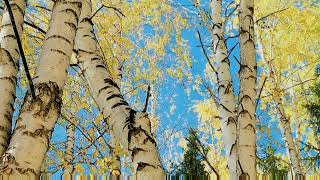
[210,1,238,179]
[0,0,82,174]
[65,117,76,174]
[238,0,257,178]
[278,106,303,176]
[256,29,304,176]
[75,0,164,177]
[0,0,27,156]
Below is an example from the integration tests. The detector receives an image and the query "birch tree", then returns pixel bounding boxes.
[238,0,257,178]
[74,0,164,177]
[208,0,238,179]
[256,0,320,176]
[0,0,27,155]
[0,0,82,174]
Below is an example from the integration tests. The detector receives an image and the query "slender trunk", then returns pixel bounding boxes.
[65,117,76,174]
[0,0,27,156]
[75,0,164,177]
[278,106,303,176]
[0,0,82,174]
[238,0,257,178]
[256,29,304,176]
[210,1,238,179]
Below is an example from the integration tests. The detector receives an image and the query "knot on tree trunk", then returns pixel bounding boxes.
[26,81,62,117]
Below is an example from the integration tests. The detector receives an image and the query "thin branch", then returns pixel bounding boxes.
[225,34,240,42]
[197,30,217,73]
[261,77,318,99]
[256,76,267,107]
[90,5,126,19]
[255,7,289,23]
[35,5,52,12]
[4,0,36,98]
[227,42,239,57]
[143,85,151,112]
[233,55,241,66]
[24,21,46,34]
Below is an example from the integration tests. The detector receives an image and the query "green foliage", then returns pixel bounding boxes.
[177,129,208,176]
[305,80,320,142]
[258,145,290,176]
[304,81,320,171]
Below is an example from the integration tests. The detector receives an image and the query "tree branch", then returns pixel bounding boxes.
[197,30,217,74]
[24,21,46,34]
[143,85,151,112]
[90,5,126,19]
[256,76,267,108]
[255,7,289,23]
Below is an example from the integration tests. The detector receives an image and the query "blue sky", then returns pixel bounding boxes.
[9,0,312,177]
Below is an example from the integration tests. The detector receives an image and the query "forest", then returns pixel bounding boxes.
[0,0,319,179]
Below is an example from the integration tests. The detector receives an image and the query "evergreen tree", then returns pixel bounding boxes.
[177,129,208,176]
[258,144,290,178]
[304,81,320,171]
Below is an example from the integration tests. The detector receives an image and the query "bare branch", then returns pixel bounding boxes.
[197,30,217,73]
[143,86,151,112]
[256,76,267,107]
[255,7,289,23]
[24,21,46,34]
[90,5,126,19]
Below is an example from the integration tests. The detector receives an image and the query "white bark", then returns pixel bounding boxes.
[278,107,303,175]
[0,0,82,174]
[75,0,164,177]
[256,29,304,176]
[0,0,27,156]
[210,1,238,179]
[238,0,257,178]
[65,117,76,174]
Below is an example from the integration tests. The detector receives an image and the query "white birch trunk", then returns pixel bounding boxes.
[65,117,76,174]
[0,0,82,174]
[75,0,164,177]
[210,1,238,179]
[256,29,304,176]
[238,0,257,178]
[0,0,27,156]
[278,107,303,176]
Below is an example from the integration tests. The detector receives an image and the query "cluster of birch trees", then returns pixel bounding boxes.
[0,0,319,179]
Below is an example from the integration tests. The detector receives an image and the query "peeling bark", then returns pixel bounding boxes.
[238,0,257,178]
[210,1,238,179]
[0,0,82,175]
[0,0,27,156]
[74,0,164,177]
